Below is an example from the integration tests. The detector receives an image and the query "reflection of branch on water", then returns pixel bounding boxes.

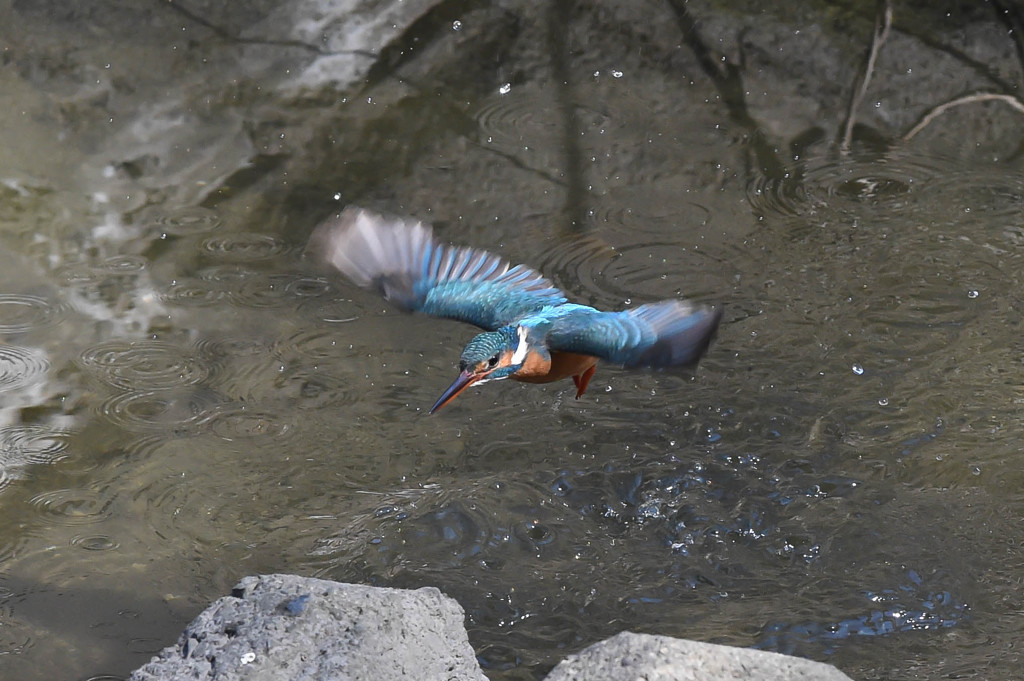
[903,92,1024,141]
[545,1,587,234]
[468,141,569,188]
[893,1,1024,143]
[161,0,339,55]
[835,0,1024,150]
[840,0,892,152]
[664,0,788,181]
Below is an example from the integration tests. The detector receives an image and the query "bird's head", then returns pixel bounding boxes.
[430,326,529,413]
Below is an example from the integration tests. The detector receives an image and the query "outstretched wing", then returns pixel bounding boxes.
[308,207,568,330]
[547,300,722,368]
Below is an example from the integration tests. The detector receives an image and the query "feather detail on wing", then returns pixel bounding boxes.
[547,300,722,368]
[307,207,567,330]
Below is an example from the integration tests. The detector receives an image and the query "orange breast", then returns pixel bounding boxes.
[512,350,598,385]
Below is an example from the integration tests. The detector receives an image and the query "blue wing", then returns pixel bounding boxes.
[308,207,568,330]
[546,300,721,368]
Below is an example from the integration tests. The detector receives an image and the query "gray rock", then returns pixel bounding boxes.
[129,575,856,681]
[129,574,486,681]
[545,631,854,681]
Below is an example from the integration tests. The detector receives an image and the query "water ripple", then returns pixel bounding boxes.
[0,345,49,392]
[592,184,713,236]
[55,263,105,287]
[28,488,114,526]
[197,264,257,287]
[474,88,562,154]
[915,169,1024,227]
[98,388,224,434]
[194,335,280,399]
[200,233,290,262]
[397,499,496,566]
[206,404,292,441]
[277,328,347,361]
[0,425,73,492]
[147,206,222,236]
[531,234,617,302]
[195,335,271,361]
[0,425,72,466]
[57,257,149,286]
[0,294,65,333]
[79,339,210,390]
[161,279,226,307]
[94,254,148,274]
[275,368,359,410]
[70,534,120,551]
[179,266,332,310]
[230,274,333,308]
[746,150,946,221]
[597,241,725,302]
[756,571,968,652]
[299,296,360,324]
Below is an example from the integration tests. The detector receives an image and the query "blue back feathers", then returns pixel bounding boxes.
[547,301,722,368]
[308,208,566,330]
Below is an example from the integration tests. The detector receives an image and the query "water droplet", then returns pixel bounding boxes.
[498,83,511,95]
[611,69,623,78]
[452,20,462,31]
[851,364,864,375]
[967,290,979,299]
[878,397,889,406]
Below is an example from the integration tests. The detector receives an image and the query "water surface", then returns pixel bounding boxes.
[0,1,1022,679]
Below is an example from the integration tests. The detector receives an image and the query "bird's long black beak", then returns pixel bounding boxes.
[429,370,479,414]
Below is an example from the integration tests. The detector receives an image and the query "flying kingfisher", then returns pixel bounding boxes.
[308,207,722,413]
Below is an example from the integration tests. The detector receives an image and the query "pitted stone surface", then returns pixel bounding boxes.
[545,631,855,681]
[129,574,486,681]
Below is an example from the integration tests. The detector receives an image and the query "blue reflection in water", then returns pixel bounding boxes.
[756,570,967,654]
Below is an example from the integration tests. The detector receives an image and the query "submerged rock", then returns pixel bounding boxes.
[130,575,854,681]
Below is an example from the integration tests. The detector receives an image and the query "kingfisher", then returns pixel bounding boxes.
[308,207,722,413]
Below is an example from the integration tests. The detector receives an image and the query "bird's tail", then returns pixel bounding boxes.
[623,300,722,368]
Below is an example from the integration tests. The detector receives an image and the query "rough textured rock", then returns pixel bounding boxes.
[128,576,857,681]
[129,574,486,681]
[545,631,855,681]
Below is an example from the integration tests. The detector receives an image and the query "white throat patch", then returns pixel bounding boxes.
[510,326,530,366]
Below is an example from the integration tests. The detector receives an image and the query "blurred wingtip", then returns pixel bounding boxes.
[305,206,433,290]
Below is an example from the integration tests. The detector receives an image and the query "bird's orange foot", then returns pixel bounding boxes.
[572,365,597,399]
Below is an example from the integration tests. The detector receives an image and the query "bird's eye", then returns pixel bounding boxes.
[487,354,499,368]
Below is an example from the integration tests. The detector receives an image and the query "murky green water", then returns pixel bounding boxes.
[1,1,1023,679]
